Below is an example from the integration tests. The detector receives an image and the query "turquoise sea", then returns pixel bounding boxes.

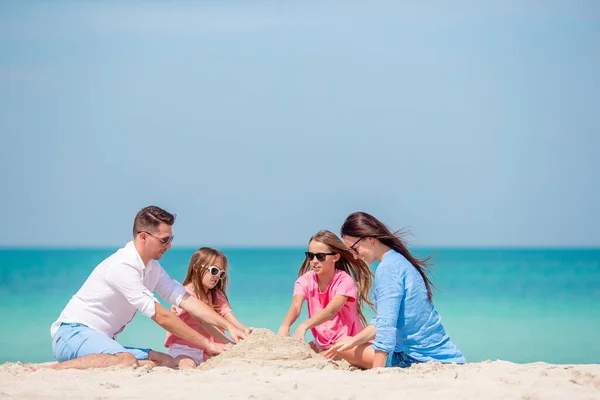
[0,248,598,364]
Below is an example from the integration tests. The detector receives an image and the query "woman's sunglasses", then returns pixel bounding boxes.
[205,265,226,279]
[305,252,336,262]
[348,237,364,255]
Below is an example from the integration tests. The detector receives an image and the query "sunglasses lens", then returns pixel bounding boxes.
[306,252,328,262]
[207,266,226,278]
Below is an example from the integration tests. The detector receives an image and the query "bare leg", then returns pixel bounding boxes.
[43,352,139,370]
[174,355,198,370]
[335,342,375,369]
[147,350,177,369]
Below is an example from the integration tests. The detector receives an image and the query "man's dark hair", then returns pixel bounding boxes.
[133,206,176,237]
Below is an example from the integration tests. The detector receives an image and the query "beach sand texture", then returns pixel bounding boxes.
[1,329,599,399]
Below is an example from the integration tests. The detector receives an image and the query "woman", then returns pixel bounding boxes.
[323,212,465,368]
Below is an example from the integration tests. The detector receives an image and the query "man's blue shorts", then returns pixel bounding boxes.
[52,323,151,362]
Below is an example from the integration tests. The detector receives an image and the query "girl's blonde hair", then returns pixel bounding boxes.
[183,247,229,310]
[298,230,375,326]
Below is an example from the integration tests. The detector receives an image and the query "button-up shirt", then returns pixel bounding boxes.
[371,250,466,363]
[50,241,186,339]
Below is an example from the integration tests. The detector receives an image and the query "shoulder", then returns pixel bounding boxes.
[296,270,316,284]
[105,243,143,270]
[100,245,143,278]
[381,250,412,269]
[183,283,198,297]
[214,290,231,308]
[215,290,228,302]
[376,250,411,277]
[333,270,355,284]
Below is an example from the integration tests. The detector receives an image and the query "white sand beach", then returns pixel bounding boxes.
[1,330,599,400]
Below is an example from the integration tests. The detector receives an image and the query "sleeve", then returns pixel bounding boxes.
[293,275,309,297]
[331,273,358,302]
[171,285,196,317]
[371,265,404,354]
[215,291,233,316]
[103,263,159,318]
[154,265,187,307]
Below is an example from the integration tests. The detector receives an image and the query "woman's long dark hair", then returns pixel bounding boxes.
[340,212,434,301]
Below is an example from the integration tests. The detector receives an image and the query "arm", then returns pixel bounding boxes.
[151,302,228,355]
[215,291,252,334]
[369,267,404,368]
[293,295,349,341]
[353,323,377,345]
[102,264,231,355]
[223,312,251,334]
[178,294,247,342]
[322,324,376,359]
[278,295,304,336]
[197,320,234,344]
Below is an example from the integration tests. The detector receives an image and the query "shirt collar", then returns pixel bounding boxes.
[125,241,151,271]
[381,249,395,260]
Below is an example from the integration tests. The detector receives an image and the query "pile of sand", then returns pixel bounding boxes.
[199,328,352,371]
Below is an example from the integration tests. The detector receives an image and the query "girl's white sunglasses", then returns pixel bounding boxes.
[204,265,226,279]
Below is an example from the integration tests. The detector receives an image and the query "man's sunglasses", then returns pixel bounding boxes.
[139,231,174,245]
[305,252,336,262]
[205,265,226,279]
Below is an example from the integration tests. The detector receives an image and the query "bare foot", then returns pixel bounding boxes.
[20,363,39,371]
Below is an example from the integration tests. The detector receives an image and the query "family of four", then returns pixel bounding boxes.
[43,205,465,370]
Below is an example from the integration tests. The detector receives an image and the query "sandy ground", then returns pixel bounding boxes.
[1,329,599,400]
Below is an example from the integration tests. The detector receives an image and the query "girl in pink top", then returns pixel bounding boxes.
[165,247,251,369]
[278,230,374,352]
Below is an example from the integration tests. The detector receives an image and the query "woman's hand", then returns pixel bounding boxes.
[292,323,308,342]
[322,336,356,359]
[244,327,254,335]
[277,325,291,336]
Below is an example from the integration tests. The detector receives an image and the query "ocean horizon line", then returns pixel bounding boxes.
[0,245,598,251]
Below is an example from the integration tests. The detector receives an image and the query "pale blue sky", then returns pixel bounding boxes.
[1,1,598,248]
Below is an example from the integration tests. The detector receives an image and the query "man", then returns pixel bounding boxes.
[47,206,246,370]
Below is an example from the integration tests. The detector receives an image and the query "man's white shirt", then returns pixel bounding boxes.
[51,241,186,339]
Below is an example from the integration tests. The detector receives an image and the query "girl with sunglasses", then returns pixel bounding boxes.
[323,212,465,369]
[278,230,374,354]
[164,247,251,369]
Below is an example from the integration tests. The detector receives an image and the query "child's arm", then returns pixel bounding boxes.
[197,321,234,344]
[278,295,305,336]
[292,295,348,341]
[223,312,252,334]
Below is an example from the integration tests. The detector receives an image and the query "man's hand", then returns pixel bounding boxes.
[277,326,290,337]
[322,336,356,359]
[292,323,308,342]
[205,341,229,355]
[228,326,247,343]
